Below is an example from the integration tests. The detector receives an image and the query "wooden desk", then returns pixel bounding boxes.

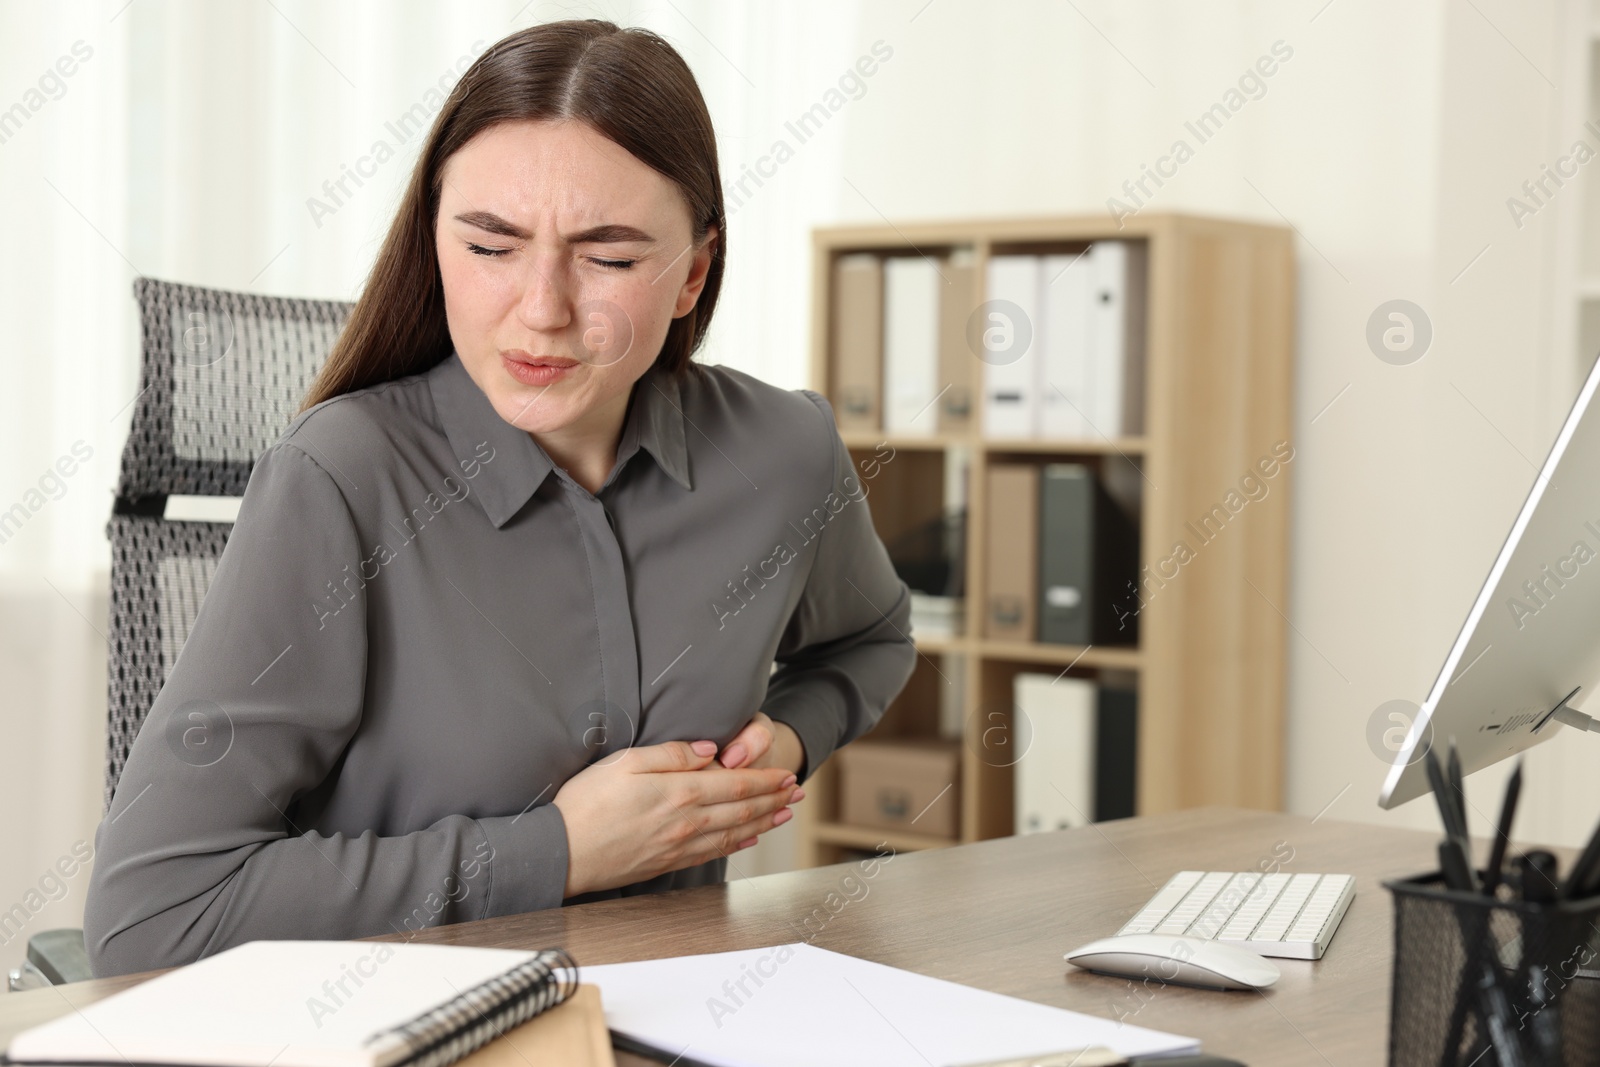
[0,808,1479,1065]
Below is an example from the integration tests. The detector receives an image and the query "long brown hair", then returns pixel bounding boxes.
[300,19,725,412]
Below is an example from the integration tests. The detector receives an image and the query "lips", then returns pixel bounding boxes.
[501,351,579,388]
[503,351,579,368]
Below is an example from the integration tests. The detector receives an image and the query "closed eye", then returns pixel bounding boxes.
[465,242,635,270]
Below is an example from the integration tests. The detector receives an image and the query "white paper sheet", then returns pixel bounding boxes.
[584,943,1198,1067]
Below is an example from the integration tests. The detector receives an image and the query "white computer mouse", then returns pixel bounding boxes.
[1064,934,1280,991]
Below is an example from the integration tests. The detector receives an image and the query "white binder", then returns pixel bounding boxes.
[1088,241,1139,438]
[1013,671,1096,834]
[882,256,941,434]
[981,255,1042,437]
[1039,252,1092,438]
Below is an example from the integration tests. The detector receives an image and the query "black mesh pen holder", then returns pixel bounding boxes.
[1386,872,1600,1066]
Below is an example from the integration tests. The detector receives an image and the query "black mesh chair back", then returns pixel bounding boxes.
[105,278,352,809]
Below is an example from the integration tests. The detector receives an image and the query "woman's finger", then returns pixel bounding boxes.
[707,803,796,858]
[695,783,803,835]
[674,765,794,808]
[718,712,775,768]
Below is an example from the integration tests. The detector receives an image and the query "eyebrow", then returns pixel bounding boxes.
[452,211,656,245]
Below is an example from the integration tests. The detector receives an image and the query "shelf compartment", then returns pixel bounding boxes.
[811,820,957,853]
[912,636,1140,670]
[840,431,1149,456]
[841,431,965,451]
[979,436,1148,456]
[968,639,1142,670]
[910,634,965,655]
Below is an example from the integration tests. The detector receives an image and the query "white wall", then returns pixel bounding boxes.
[2,0,1595,979]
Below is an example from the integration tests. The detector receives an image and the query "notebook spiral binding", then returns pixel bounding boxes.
[364,948,579,1067]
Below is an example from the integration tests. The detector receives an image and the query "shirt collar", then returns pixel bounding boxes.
[623,363,693,493]
[428,352,692,529]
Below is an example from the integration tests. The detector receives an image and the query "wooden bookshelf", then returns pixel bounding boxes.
[797,213,1295,866]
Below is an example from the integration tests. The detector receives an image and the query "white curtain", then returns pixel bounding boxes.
[0,0,866,974]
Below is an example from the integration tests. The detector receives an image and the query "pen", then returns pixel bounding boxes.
[1447,854,1527,1067]
[1525,964,1563,1063]
[1481,758,1522,898]
[1438,839,1475,893]
[611,1033,720,1067]
[1474,960,1526,1067]
[1447,737,1467,839]
[1446,739,1478,892]
[1426,749,1477,890]
[1431,748,1520,1062]
[1425,748,1456,836]
[1437,894,1527,1067]
[1516,853,1564,1064]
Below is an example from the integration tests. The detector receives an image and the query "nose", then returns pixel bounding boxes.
[514,255,573,336]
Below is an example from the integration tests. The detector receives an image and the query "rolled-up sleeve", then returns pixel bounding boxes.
[84,441,569,977]
[760,392,917,784]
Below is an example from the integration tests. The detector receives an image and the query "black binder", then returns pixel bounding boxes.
[1037,464,1138,646]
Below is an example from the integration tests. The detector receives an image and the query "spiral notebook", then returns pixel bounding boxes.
[3,941,594,1067]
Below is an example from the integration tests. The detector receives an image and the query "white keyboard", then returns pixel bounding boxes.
[1117,870,1356,960]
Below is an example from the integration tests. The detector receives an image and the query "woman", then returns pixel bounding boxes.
[84,19,914,976]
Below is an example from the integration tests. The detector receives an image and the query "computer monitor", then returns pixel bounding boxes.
[1380,353,1600,809]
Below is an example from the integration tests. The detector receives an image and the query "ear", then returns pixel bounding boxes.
[672,226,719,318]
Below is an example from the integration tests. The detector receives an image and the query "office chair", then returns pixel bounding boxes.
[8,278,351,991]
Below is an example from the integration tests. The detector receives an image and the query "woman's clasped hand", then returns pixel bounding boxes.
[552,736,805,897]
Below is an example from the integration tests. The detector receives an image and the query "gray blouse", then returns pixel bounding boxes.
[84,352,915,977]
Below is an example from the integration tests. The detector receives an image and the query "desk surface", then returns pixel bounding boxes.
[0,808,1479,1065]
